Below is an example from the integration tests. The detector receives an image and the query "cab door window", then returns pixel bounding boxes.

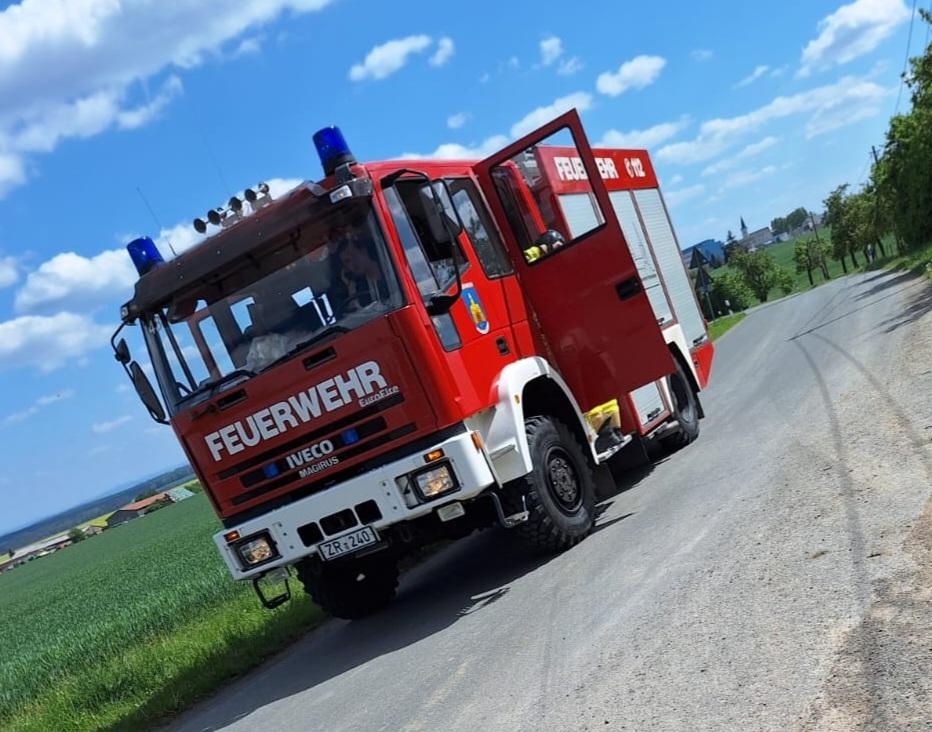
[448,179,513,278]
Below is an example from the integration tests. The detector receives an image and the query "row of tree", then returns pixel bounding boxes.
[827,10,932,264]
[701,11,932,317]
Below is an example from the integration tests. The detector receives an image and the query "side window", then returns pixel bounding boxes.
[384,187,439,298]
[448,179,513,278]
[490,127,608,265]
[394,180,469,290]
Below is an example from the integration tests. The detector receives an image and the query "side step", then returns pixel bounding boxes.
[489,492,529,528]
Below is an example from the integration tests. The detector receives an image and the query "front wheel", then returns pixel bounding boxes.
[503,416,596,554]
[296,553,399,619]
[660,359,700,452]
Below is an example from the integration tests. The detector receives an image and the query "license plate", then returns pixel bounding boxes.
[319,526,378,560]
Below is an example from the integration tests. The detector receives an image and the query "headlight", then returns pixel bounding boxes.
[235,532,279,567]
[413,462,458,501]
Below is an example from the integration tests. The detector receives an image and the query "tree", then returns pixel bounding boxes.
[712,270,754,311]
[67,528,86,543]
[873,9,932,252]
[729,249,784,302]
[785,207,809,232]
[771,215,788,235]
[723,229,740,263]
[823,184,853,273]
[794,237,819,286]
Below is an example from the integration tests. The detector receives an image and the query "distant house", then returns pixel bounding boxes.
[106,492,171,528]
[166,486,195,502]
[682,239,725,269]
[741,227,774,251]
[81,525,104,537]
[1,533,75,570]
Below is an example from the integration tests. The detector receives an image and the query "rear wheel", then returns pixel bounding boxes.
[661,359,700,452]
[503,416,596,553]
[296,553,399,619]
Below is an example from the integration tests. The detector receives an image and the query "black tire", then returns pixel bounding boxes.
[503,416,596,553]
[661,359,700,452]
[295,553,399,620]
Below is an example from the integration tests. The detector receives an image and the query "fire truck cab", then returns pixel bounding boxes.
[113,110,711,618]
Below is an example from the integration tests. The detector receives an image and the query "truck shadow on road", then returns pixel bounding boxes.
[165,480,642,732]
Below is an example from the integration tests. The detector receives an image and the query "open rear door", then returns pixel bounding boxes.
[472,109,673,414]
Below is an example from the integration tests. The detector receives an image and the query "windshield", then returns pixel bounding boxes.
[143,198,403,411]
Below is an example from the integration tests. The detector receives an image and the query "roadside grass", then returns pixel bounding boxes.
[871,239,932,280]
[0,494,324,731]
[707,313,746,340]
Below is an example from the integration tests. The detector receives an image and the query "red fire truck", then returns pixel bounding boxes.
[113,110,712,618]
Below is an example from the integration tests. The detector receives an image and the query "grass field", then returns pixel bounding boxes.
[0,494,323,731]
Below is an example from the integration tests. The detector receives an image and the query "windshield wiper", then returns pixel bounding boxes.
[183,368,256,403]
[263,326,349,371]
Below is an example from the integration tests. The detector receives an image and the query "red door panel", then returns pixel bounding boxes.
[472,109,673,413]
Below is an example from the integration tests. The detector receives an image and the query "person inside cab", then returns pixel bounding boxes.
[331,232,389,315]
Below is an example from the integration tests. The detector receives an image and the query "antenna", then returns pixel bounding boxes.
[135,186,177,257]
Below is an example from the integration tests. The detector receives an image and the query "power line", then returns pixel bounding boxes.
[894,0,921,115]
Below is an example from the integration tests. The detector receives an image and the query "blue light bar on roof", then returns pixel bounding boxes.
[126,236,164,276]
[312,126,356,177]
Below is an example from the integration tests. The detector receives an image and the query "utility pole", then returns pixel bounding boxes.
[872,145,903,254]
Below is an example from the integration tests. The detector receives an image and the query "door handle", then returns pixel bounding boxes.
[615,277,642,301]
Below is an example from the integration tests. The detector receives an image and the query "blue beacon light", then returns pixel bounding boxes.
[126,236,165,276]
[312,126,356,177]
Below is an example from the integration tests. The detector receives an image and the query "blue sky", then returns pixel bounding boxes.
[0,0,920,533]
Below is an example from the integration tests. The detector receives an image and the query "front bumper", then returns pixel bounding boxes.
[213,428,495,579]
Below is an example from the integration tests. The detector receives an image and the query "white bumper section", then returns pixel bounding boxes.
[214,428,495,579]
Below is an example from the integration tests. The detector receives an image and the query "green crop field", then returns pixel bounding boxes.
[0,494,323,731]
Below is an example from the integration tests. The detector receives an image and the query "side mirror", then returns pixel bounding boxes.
[425,293,458,316]
[130,362,167,423]
[114,338,131,365]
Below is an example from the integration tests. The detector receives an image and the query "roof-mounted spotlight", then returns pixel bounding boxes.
[207,208,222,226]
[244,187,257,203]
[193,218,207,234]
[229,196,243,212]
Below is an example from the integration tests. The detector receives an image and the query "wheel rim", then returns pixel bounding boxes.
[545,447,582,512]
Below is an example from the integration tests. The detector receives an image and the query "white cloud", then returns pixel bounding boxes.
[657,75,887,165]
[558,57,583,76]
[597,118,689,149]
[0,312,111,372]
[429,37,455,67]
[15,249,137,313]
[691,49,714,62]
[348,35,432,81]
[447,112,468,129]
[0,256,18,288]
[92,415,132,434]
[402,135,510,160]
[702,136,779,176]
[3,388,75,426]
[798,0,910,77]
[664,184,705,206]
[668,174,684,185]
[720,165,778,191]
[596,55,666,96]
[735,65,770,88]
[0,0,335,197]
[510,92,593,138]
[540,36,563,66]
[234,37,262,57]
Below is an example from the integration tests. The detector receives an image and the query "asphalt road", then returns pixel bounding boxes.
[170,270,932,732]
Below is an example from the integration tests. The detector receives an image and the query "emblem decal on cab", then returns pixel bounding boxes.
[461,283,489,335]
